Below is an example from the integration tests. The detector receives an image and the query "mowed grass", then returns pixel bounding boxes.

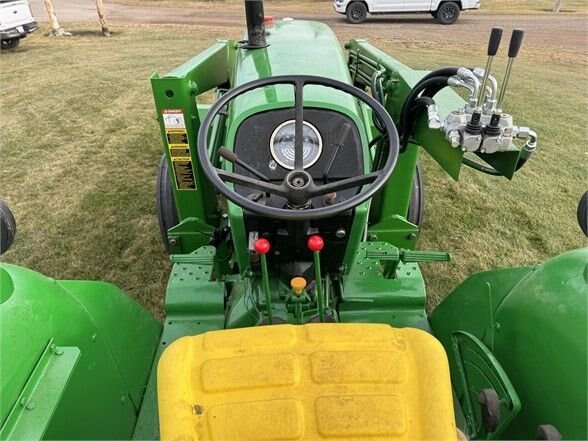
[1,22,586,316]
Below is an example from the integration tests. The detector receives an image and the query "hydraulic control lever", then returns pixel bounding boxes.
[219,146,270,182]
[439,26,535,163]
[477,27,503,108]
[481,29,525,152]
[323,123,351,184]
[497,29,524,110]
[307,235,326,322]
[254,238,273,324]
[463,27,503,151]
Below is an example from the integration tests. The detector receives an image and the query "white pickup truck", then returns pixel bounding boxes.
[0,0,37,49]
[334,0,480,24]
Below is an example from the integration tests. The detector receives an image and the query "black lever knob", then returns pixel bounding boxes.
[336,123,351,147]
[508,29,524,58]
[218,146,270,182]
[487,27,503,56]
[218,146,238,163]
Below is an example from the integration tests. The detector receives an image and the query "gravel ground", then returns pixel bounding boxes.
[29,0,587,55]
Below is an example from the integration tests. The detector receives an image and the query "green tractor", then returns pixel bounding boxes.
[1,2,586,440]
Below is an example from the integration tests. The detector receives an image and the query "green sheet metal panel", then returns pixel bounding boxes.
[0,341,80,441]
[340,241,429,330]
[493,248,588,439]
[229,20,359,119]
[430,249,588,439]
[0,264,161,440]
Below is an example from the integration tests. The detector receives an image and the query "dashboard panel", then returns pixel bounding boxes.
[233,108,364,208]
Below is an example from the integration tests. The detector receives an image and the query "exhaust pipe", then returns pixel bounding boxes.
[244,0,268,49]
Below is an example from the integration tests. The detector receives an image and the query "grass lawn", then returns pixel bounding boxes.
[1,21,586,316]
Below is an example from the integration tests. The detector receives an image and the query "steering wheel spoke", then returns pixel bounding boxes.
[309,172,380,198]
[293,79,305,170]
[217,170,289,198]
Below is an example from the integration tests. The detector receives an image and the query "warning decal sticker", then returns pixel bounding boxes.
[163,109,196,190]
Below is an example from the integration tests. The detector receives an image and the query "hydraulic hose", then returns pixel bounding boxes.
[399,75,450,149]
[370,70,386,132]
[415,67,460,85]
[401,96,436,149]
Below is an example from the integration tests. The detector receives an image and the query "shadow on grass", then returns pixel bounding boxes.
[539,8,578,12]
[65,29,120,37]
[321,15,440,25]
[324,13,486,26]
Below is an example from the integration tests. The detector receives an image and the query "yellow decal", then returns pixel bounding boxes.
[163,109,196,191]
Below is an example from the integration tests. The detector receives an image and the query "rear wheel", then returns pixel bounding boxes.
[156,154,179,249]
[407,164,425,227]
[346,2,367,24]
[1,38,20,50]
[577,191,587,236]
[436,2,460,24]
[0,201,16,254]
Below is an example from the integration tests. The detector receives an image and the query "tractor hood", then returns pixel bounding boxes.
[228,19,364,128]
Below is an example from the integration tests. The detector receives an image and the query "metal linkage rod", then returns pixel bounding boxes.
[497,29,525,110]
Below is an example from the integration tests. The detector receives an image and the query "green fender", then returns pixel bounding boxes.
[0,264,161,440]
[431,248,588,439]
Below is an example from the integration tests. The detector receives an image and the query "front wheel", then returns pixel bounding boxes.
[407,164,425,228]
[1,38,20,50]
[156,154,179,250]
[436,2,460,24]
[346,2,368,24]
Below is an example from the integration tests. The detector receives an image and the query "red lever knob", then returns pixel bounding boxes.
[307,235,324,252]
[254,238,271,255]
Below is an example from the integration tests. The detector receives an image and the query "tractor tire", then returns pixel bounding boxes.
[436,2,460,24]
[577,191,587,236]
[536,425,562,440]
[478,388,501,433]
[0,201,16,255]
[156,154,179,250]
[346,2,368,24]
[407,164,425,228]
[1,38,20,50]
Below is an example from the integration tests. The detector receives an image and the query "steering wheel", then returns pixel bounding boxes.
[197,75,400,220]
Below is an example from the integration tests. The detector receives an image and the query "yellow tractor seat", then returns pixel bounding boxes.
[157,323,456,441]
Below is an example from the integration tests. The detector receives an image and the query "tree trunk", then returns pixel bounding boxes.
[43,0,72,36]
[95,0,111,37]
[552,0,563,12]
